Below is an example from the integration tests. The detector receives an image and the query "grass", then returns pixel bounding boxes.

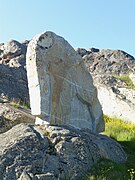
[0,96,30,109]
[114,74,135,89]
[10,99,30,109]
[86,115,135,180]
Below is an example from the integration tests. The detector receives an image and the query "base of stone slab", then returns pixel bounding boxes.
[0,123,127,179]
[35,117,49,127]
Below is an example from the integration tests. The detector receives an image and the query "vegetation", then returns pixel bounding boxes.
[87,115,135,180]
[10,99,30,109]
[114,74,135,89]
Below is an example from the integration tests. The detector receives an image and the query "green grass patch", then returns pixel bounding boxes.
[114,74,135,89]
[86,115,135,180]
[10,102,21,108]
[104,115,135,143]
[10,100,30,109]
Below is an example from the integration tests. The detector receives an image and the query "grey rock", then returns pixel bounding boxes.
[88,47,100,53]
[95,83,135,123]
[0,124,49,180]
[0,124,126,180]
[77,48,135,75]
[75,48,90,56]
[0,103,35,133]
[92,74,135,123]
[26,31,104,133]
[35,173,55,180]
[0,36,135,124]
[76,48,135,123]
[0,40,27,65]
[21,40,30,47]
[18,171,32,180]
[0,40,29,102]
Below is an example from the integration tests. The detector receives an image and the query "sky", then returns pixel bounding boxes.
[0,0,135,56]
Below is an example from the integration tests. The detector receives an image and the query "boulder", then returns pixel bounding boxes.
[26,32,104,133]
[78,48,135,75]
[0,102,35,133]
[1,36,134,124]
[94,80,135,123]
[0,40,29,102]
[0,123,127,180]
[76,48,135,123]
[0,36,128,180]
[0,40,27,66]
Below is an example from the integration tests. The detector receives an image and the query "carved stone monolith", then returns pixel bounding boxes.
[26,32,104,132]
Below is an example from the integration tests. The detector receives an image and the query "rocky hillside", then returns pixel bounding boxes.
[0,36,131,179]
[76,48,135,75]
[0,40,29,102]
[0,40,135,123]
[76,48,135,123]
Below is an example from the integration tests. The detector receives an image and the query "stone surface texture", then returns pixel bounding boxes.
[95,84,135,123]
[1,36,135,124]
[76,48,135,123]
[0,40,29,102]
[26,32,104,132]
[0,36,130,180]
[0,102,35,133]
[0,123,127,180]
[129,73,135,85]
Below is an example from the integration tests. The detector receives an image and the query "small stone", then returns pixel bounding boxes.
[35,172,55,180]
[19,171,31,180]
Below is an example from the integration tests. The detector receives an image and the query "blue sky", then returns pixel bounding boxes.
[0,0,135,56]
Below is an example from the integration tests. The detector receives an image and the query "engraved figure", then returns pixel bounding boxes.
[26,32,104,132]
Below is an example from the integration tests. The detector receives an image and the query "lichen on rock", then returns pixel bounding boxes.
[0,124,127,180]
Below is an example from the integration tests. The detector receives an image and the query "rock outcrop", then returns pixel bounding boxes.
[0,123,126,180]
[26,32,104,132]
[76,48,134,75]
[0,34,130,180]
[0,102,35,133]
[76,48,135,123]
[1,37,135,123]
[0,40,29,102]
